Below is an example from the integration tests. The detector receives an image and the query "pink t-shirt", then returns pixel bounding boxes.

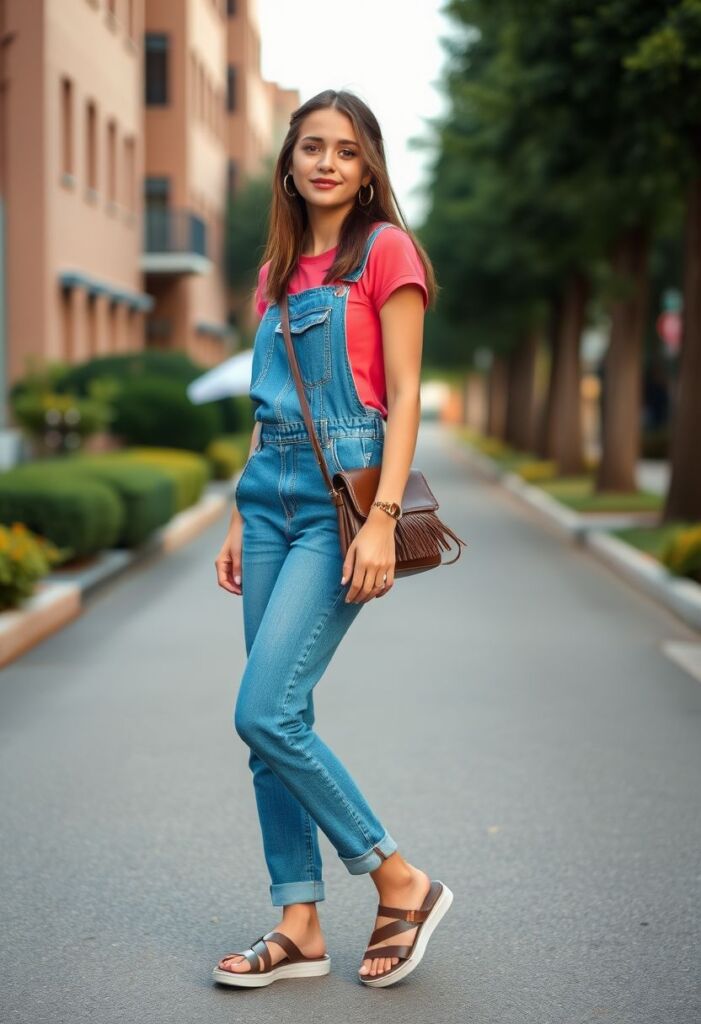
[253,221,428,419]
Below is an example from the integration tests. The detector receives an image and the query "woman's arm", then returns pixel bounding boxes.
[342,283,425,603]
[215,418,260,597]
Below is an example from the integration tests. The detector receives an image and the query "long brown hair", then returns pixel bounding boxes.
[258,89,438,309]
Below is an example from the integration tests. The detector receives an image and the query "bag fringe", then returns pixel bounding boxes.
[336,498,466,567]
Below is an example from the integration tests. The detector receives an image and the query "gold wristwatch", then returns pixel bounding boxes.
[371,500,402,521]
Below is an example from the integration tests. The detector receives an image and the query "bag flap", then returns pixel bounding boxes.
[332,466,439,517]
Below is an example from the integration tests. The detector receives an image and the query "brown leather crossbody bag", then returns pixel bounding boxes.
[279,294,467,578]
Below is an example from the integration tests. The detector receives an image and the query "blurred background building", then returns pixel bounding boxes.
[0,0,298,405]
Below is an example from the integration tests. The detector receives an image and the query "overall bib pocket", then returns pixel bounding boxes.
[274,306,332,388]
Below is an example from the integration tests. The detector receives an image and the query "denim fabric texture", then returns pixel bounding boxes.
[233,222,399,906]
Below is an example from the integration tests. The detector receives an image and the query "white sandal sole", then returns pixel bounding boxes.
[212,954,331,988]
[359,881,454,988]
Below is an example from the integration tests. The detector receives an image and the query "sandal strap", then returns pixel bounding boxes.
[239,945,263,973]
[363,943,412,960]
[368,918,420,946]
[376,904,432,923]
[250,937,272,972]
[219,933,276,974]
[263,930,304,963]
[376,880,443,922]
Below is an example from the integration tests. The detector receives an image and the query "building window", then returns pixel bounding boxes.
[227,158,237,196]
[60,77,73,177]
[107,119,117,205]
[124,135,135,211]
[145,176,170,203]
[61,288,74,360]
[86,100,98,191]
[146,316,172,344]
[145,177,171,251]
[109,302,119,352]
[145,33,169,105]
[227,65,236,112]
[87,294,98,356]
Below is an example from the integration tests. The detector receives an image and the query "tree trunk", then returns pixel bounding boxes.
[595,225,650,493]
[505,329,539,452]
[664,147,701,522]
[535,296,561,458]
[542,272,588,474]
[486,352,508,439]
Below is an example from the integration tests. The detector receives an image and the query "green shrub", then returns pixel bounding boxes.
[472,435,513,459]
[0,522,65,610]
[516,459,558,483]
[11,389,115,452]
[109,376,223,452]
[118,447,210,510]
[206,438,243,479]
[0,473,124,561]
[55,350,204,391]
[13,352,253,451]
[21,455,177,547]
[56,350,245,436]
[217,395,255,434]
[660,524,701,582]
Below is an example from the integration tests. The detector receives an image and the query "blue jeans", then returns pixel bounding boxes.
[233,414,398,906]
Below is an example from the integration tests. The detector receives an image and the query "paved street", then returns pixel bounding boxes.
[1,422,700,1024]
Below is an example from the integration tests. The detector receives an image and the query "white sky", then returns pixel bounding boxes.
[256,0,454,228]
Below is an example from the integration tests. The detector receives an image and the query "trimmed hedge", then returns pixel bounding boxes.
[206,437,242,479]
[117,447,210,511]
[108,375,223,452]
[22,456,177,547]
[0,474,124,561]
[54,350,250,439]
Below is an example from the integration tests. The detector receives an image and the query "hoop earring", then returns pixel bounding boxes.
[358,182,374,206]
[283,173,297,197]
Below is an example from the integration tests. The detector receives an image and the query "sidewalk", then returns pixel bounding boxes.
[0,479,232,668]
[452,438,701,632]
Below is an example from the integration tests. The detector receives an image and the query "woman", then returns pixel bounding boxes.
[212,89,453,989]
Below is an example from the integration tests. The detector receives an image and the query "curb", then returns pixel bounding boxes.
[453,437,701,633]
[0,482,231,669]
[585,530,701,631]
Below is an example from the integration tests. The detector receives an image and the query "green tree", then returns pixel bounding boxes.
[422,0,696,490]
[625,0,701,520]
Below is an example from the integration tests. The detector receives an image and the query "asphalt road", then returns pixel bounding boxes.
[1,422,700,1024]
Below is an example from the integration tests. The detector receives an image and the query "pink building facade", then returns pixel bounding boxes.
[0,0,299,394]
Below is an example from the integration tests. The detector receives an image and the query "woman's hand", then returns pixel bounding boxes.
[215,512,243,596]
[342,509,397,603]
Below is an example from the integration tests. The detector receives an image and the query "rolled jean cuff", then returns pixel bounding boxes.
[339,830,398,876]
[270,880,325,906]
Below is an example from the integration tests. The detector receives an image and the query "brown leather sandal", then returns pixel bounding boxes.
[212,930,331,988]
[358,879,454,987]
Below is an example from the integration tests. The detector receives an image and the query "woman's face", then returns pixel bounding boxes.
[288,107,371,212]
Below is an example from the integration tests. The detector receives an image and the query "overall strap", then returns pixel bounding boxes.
[340,221,395,283]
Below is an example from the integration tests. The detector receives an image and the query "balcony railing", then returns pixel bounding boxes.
[141,207,210,275]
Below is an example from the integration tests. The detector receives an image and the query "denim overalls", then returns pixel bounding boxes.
[232,222,399,907]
